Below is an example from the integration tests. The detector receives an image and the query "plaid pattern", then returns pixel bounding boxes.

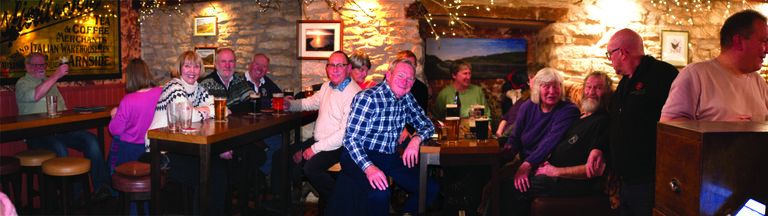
[343,81,434,171]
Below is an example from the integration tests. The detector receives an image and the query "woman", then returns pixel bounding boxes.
[503,67,580,192]
[108,58,162,173]
[349,50,376,89]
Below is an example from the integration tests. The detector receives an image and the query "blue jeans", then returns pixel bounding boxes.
[619,180,655,216]
[25,130,110,191]
[337,149,439,216]
[259,134,282,174]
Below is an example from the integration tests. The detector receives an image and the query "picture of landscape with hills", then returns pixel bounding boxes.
[424,38,526,80]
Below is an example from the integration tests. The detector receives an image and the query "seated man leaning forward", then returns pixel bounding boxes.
[499,71,613,215]
[336,57,439,216]
[283,51,362,201]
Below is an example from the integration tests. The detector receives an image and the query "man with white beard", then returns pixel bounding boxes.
[498,71,613,215]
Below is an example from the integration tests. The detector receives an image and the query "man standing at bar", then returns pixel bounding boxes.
[606,29,679,216]
[335,57,438,216]
[15,52,112,200]
[661,10,768,122]
[282,51,361,204]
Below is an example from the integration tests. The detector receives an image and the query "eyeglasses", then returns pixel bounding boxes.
[28,63,46,68]
[326,63,348,69]
[605,47,621,59]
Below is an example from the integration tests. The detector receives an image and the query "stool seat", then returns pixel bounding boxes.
[0,156,20,175]
[42,157,90,176]
[112,172,167,193]
[14,149,57,166]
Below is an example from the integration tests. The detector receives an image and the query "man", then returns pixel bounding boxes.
[432,60,490,120]
[498,71,612,214]
[282,50,362,203]
[200,48,255,113]
[606,29,679,216]
[396,50,430,146]
[332,58,439,216]
[15,52,111,199]
[661,10,768,122]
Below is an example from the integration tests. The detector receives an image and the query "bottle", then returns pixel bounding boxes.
[454,91,462,118]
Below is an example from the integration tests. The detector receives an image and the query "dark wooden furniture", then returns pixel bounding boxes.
[0,105,116,152]
[148,111,311,215]
[419,138,500,215]
[655,121,768,216]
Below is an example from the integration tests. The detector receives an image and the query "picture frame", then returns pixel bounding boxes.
[195,47,217,69]
[194,16,217,36]
[296,20,344,60]
[661,30,689,67]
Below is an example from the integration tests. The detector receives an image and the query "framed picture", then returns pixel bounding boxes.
[661,30,689,67]
[425,38,527,80]
[194,16,217,36]
[195,47,217,69]
[296,20,344,60]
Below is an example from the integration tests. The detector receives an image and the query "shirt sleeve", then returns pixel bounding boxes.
[14,78,37,103]
[588,115,611,152]
[343,93,376,171]
[405,95,435,141]
[432,89,448,120]
[505,101,529,152]
[312,87,355,153]
[290,84,325,112]
[524,103,580,167]
[109,97,130,136]
[661,66,699,120]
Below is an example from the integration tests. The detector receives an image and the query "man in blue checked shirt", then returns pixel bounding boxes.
[334,57,439,216]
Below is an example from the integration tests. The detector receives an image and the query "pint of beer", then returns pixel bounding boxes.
[214,97,227,122]
[446,104,459,118]
[304,86,314,98]
[250,92,261,115]
[473,105,485,116]
[273,93,284,113]
[284,88,294,97]
[476,117,489,140]
[445,117,460,141]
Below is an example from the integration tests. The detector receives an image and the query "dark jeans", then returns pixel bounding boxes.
[337,149,439,216]
[272,138,343,200]
[499,174,595,215]
[619,180,654,216]
[25,130,110,191]
[165,153,228,216]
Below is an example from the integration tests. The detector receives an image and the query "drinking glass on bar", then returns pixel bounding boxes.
[180,101,194,131]
[46,95,58,118]
[166,102,180,132]
[476,117,489,140]
[283,88,294,97]
[214,97,227,122]
[473,104,485,116]
[250,92,261,116]
[446,104,459,118]
[272,93,284,114]
[304,86,314,98]
[445,117,460,141]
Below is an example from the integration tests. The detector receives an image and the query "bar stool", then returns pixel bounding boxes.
[0,156,23,207]
[13,149,57,213]
[111,161,168,215]
[41,157,92,215]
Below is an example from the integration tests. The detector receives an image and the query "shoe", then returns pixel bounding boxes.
[93,184,113,201]
[260,199,291,213]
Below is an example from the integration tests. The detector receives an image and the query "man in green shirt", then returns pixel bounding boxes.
[15,52,111,200]
[432,60,490,120]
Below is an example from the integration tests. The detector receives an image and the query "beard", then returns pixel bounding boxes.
[581,97,601,113]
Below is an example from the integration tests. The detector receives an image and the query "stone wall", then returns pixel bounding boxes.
[139,1,302,89]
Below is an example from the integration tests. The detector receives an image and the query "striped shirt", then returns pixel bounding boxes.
[343,81,434,171]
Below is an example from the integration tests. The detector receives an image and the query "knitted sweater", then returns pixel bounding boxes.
[505,99,580,167]
[288,80,362,153]
[200,71,254,113]
[146,78,214,150]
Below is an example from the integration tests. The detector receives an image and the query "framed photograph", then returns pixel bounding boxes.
[194,47,217,69]
[661,30,689,67]
[425,38,527,80]
[296,20,344,60]
[194,16,217,36]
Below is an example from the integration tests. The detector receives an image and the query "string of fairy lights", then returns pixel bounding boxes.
[649,0,754,25]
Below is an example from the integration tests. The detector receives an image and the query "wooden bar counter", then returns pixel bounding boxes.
[655,121,768,216]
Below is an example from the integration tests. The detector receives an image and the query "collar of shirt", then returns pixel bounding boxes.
[380,80,400,100]
[217,72,234,88]
[328,76,351,91]
[245,73,266,92]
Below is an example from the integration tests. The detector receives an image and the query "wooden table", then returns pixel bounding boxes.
[147,111,312,215]
[0,105,116,152]
[419,138,501,215]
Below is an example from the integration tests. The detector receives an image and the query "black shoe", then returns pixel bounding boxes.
[93,184,113,201]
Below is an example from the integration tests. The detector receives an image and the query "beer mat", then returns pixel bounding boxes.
[182,128,198,132]
[260,109,273,113]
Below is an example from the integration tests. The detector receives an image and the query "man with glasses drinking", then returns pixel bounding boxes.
[605,29,678,216]
[15,52,112,201]
[281,51,362,206]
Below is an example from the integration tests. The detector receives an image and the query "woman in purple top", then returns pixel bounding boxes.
[108,58,162,173]
[503,68,580,192]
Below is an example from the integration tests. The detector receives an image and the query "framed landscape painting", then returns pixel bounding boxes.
[296,20,343,60]
[424,38,527,80]
[195,47,217,69]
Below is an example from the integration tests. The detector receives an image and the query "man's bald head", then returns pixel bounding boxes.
[608,29,645,56]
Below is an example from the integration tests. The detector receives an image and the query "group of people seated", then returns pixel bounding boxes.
[14,9,767,216]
